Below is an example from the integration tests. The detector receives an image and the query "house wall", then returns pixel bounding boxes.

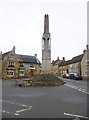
[81,49,89,79]
[69,62,81,74]
[34,64,41,76]
[2,53,41,79]
[58,62,81,76]
[2,52,17,79]
[0,59,2,79]
[51,64,58,75]
[58,65,69,76]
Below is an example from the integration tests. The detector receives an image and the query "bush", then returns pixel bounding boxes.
[31,74,65,87]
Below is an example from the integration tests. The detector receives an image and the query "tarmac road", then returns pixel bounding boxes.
[1,79,89,119]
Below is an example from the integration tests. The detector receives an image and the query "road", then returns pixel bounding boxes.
[1,77,89,119]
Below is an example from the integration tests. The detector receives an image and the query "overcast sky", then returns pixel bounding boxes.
[0,0,87,62]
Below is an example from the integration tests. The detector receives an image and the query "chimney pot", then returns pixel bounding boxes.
[63,57,65,61]
[12,46,15,54]
[57,57,59,60]
[86,45,88,50]
[83,50,86,54]
[35,54,37,58]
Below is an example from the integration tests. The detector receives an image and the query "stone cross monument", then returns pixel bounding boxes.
[42,14,51,73]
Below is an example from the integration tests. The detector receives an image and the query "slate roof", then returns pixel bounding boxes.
[16,54,41,64]
[2,52,41,65]
[51,59,60,66]
[71,54,84,63]
[2,51,11,59]
[58,54,84,67]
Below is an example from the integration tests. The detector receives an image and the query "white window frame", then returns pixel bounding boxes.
[86,60,89,66]
[19,70,24,76]
[7,70,14,77]
[70,64,72,67]
[8,61,14,66]
[85,70,89,76]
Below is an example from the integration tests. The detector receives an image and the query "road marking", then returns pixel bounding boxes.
[22,104,28,107]
[64,112,88,119]
[2,100,32,115]
[64,84,89,94]
[78,88,82,92]
[82,89,86,92]
[2,100,31,107]
[75,87,78,90]
[16,106,32,113]
[71,86,75,88]
[0,110,19,116]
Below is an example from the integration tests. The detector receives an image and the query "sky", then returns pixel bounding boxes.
[0,0,87,62]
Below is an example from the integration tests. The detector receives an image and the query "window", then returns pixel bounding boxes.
[20,62,23,67]
[19,70,24,76]
[29,64,35,70]
[24,63,30,68]
[30,64,34,67]
[85,70,89,76]
[7,70,14,76]
[70,64,72,67]
[86,60,89,66]
[8,61,14,66]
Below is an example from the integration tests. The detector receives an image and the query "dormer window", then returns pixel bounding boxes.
[20,62,23,67]
[30,64,34,67]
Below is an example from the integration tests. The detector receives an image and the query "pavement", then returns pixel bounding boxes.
[1,78,89,119]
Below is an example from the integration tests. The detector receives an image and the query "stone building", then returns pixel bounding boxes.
[58,55,83,75]
[58,45,89,79]
[0,52,2,78]
[51,57,65,75]
[42,14,51,73]
[2,46,41,79]
[81,45,89,79]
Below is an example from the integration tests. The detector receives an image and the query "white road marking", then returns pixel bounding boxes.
[15,113,19,116]
[75,87,78,90]
[78,88,82,92]
[1,110,19,116]
[71,86,75,88]
[82,89,86,92]
[16,106,32,113]
[2,100,31,107]
[64,112,88,119]
[64,84,89,94]
[22,105,28,107]
[2,100,32,115]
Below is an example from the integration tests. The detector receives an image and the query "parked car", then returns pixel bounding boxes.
[15,80,24,87]
[69,73,82,80]
[63,73,69,79]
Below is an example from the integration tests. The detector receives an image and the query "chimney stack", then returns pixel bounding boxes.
[12,46,15,54]
[62,57,65,61]
[86,45,89,50]
[83,49,86,54]
[57,57,59,60]
[35,54,37,58]
[0,51,2,60]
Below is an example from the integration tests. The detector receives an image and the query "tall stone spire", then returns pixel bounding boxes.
[44,14,49,33]
[42,14,51,74]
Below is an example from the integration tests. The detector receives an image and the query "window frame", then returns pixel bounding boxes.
[86,60,89,66]
[85,70,89,76]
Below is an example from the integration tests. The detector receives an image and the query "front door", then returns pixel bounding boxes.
[30,70,33,76]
